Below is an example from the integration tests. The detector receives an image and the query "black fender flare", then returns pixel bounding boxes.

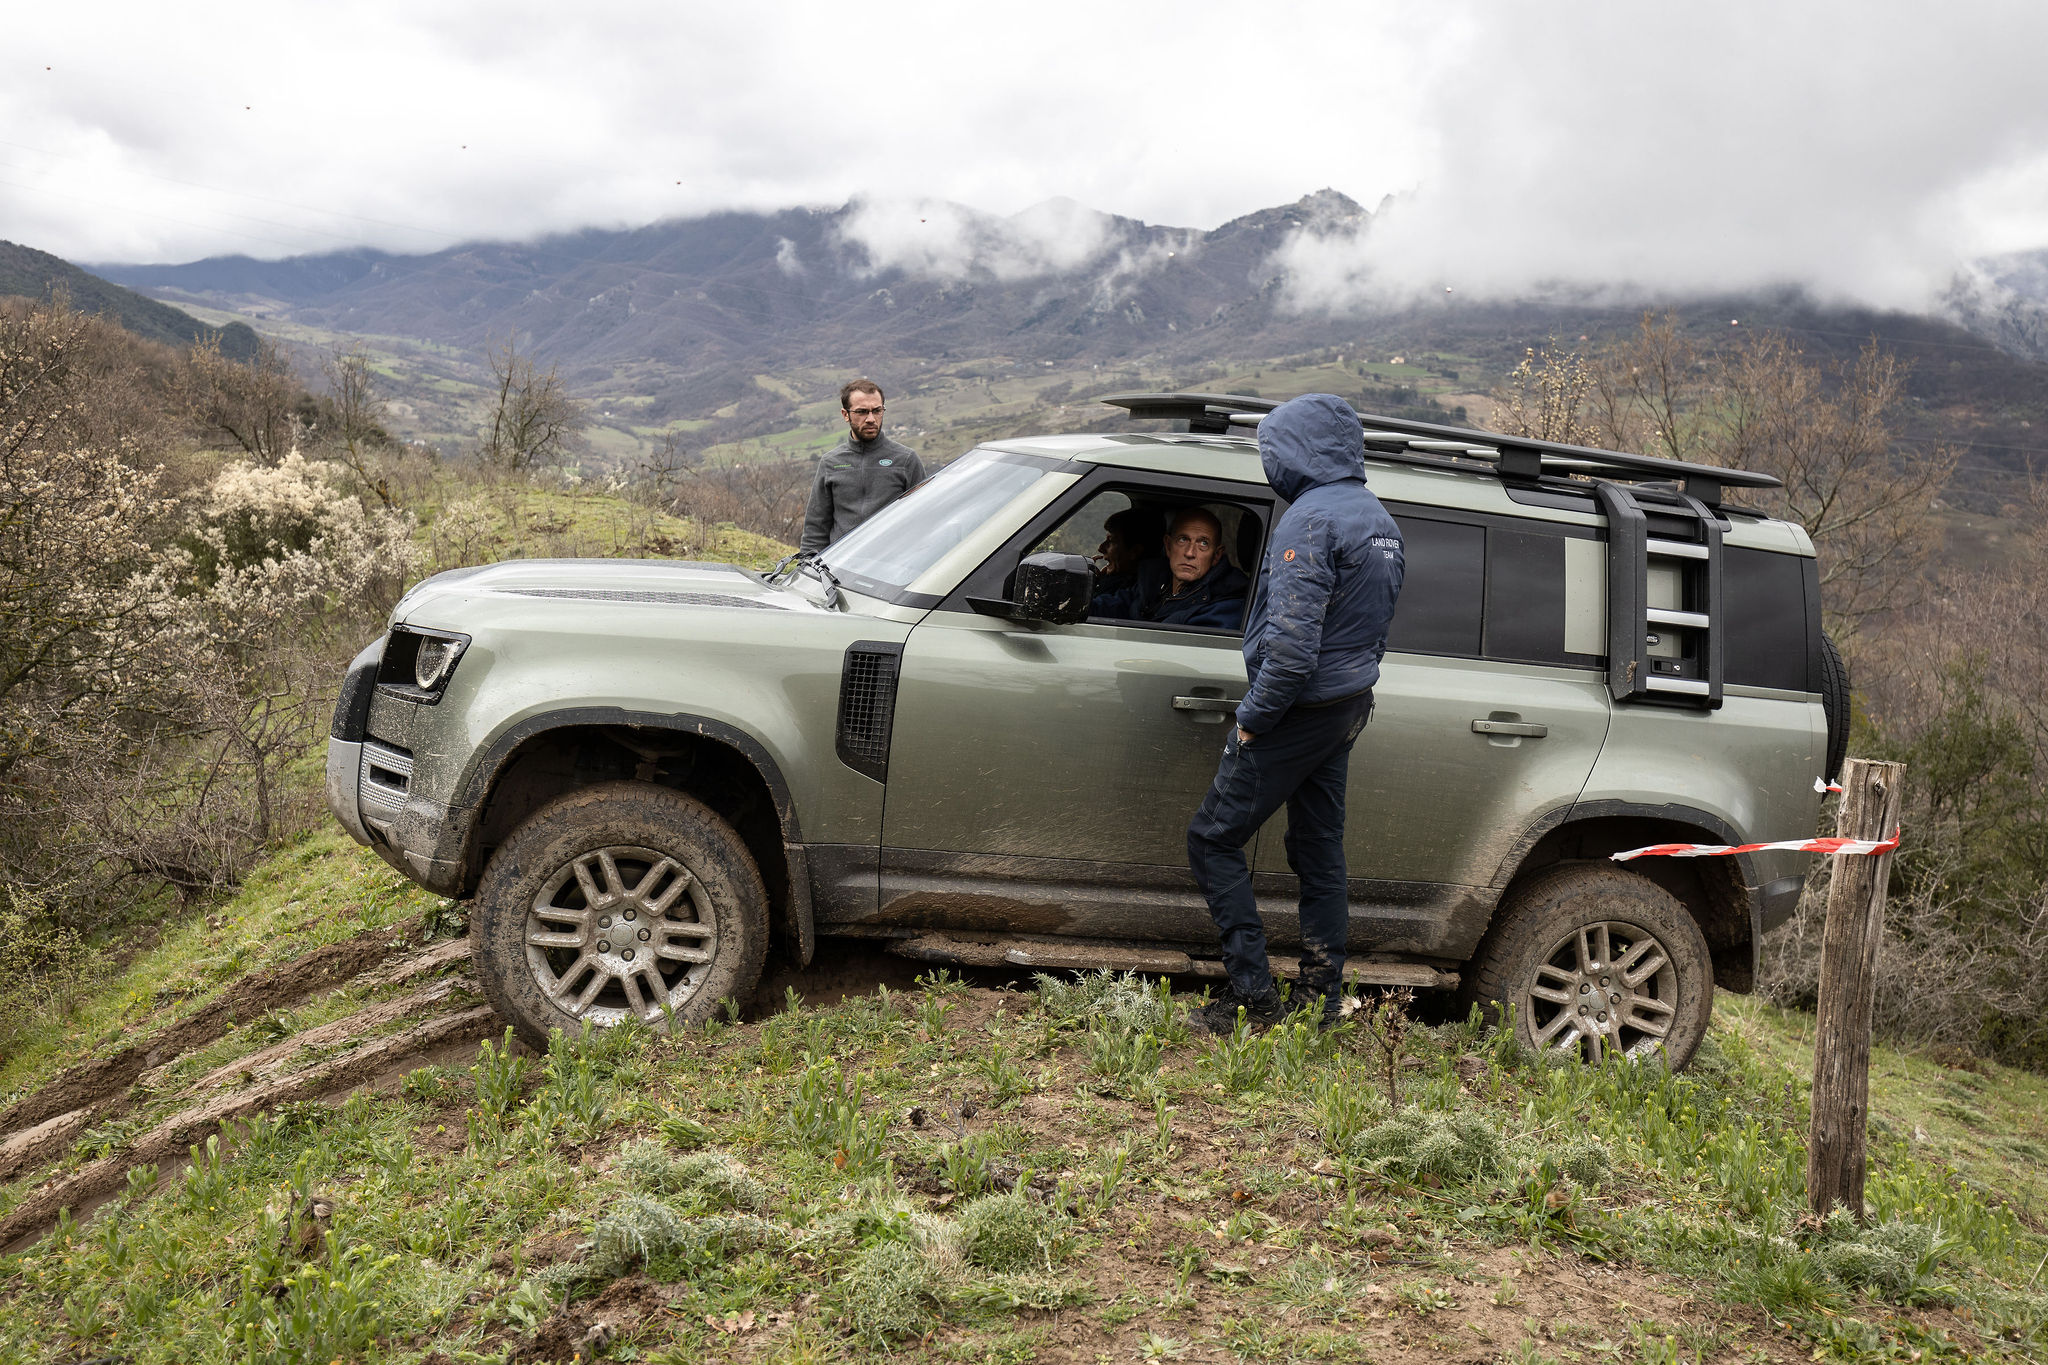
[1489,798,1764,987]
[455,708,814,966]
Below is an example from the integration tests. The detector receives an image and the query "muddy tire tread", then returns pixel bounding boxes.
[470,781,767,1049]
[1465,861,1714,1070]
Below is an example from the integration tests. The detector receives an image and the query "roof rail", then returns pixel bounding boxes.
[1095,391,1781,509]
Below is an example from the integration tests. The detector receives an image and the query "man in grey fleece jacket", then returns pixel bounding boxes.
[800,379,924,551]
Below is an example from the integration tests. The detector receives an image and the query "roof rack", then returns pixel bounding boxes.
[1095,391,1781,510]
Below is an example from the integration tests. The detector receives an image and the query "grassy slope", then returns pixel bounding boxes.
[2,834,2045,1364]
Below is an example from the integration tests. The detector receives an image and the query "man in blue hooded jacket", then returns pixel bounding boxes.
[1187,394,1405,1031]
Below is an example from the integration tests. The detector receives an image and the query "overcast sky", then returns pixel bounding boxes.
[7,1,2048,310]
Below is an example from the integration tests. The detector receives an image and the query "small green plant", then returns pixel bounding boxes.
[401,1064,460,1103]
[1139,1329,1191,1360]
[1087,1145,1130,1217]
[939,1134,996,1196]
[233,1230,395,1365]
[1352,1108,1507,1184]
[1559,1136,1611,1190]
[494,1278,555,1331]
[470,1027,530,1118]
[1312,1067,1379,1150]
[788,1060,888,1173]
[589,1195,688,1277]
[1397,1279,1458,1314]
[1203,1015,1272,1093]
[658,1110,714,1149]
[917,991,955,1035]
[974,1038,1031,1101]
[1085,1015,1164,1083]
[518,1028,609,1145]
[1265,1015,1332,1086]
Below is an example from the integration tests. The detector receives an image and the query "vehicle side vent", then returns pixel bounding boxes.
[836,642,904,782]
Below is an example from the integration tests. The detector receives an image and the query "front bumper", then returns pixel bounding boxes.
[326,632,473,895]
[326,732,473,894]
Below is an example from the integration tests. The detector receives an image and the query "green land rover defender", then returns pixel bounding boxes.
[326,394,1847,1068]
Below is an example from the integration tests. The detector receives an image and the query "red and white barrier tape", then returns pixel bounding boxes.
[1612,830,1901,862]
[1814,777,1843,794]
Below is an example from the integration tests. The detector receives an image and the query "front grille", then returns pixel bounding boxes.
[835,643,904,782]
[505,589,772,608]
[359,740,414,825]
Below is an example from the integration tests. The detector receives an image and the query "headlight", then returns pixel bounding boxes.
[414,636,466,689]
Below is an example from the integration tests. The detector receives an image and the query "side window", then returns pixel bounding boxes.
[1386,515,1483,656]
[1023,487,1265,634]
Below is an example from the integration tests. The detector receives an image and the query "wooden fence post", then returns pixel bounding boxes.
[1806,756,1906,1220]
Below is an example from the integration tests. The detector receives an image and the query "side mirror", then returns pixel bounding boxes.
[1014,552,1093,625]
[966,552,1094,627]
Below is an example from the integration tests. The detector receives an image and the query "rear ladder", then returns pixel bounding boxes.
[1595,481,1725,710]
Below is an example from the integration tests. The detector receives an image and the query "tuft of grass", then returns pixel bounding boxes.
[841,1238,943,1346]
[615,1140,770,1211]
[957,1191,1069,1273]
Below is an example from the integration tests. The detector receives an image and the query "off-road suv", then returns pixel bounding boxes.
[327,393,1846,1068]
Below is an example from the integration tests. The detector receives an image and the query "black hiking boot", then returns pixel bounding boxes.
[1196,983,1286,1035]
[1295,975,1347,1027]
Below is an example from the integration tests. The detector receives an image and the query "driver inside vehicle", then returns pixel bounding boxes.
[1091,506,1250,630]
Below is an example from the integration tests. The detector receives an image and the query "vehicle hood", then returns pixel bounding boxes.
[391,558,814,624]
[1259,393,1367,502]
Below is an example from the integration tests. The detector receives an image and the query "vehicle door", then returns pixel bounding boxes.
[879,470,1276,943]
[1253,508,1613,960]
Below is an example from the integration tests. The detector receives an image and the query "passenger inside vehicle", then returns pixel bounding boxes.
[1091,506,1251,629]
[1091,505,1166,595]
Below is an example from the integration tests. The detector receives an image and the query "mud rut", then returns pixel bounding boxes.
[0,933,971,1252]
[0,921,498,1250]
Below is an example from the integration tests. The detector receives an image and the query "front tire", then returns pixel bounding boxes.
[471,782,768,1048]
[1466,863,1712,1069]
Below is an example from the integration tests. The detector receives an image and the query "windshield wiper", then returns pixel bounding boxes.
[783,549,842,608]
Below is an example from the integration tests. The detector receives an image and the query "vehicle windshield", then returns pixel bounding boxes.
[819,449,1054,598]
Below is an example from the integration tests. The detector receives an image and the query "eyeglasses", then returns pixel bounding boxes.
[847,405,884,418]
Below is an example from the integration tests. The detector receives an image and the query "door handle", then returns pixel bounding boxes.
[1471,719,1548,738]
[1172,696,1241,713]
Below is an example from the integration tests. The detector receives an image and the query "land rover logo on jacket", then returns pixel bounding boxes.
[879,458,893,465]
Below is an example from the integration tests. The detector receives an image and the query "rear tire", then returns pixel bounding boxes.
[1820,633,1851,783]
[471,781,768,1049]
[1466,863,1713,1069]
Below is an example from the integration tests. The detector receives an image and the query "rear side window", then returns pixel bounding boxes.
[1483,529,1569,665]
[1384,512,1587,666]
[1723,547,1813,691]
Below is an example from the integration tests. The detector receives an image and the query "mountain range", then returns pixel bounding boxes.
[43,192,2048,505]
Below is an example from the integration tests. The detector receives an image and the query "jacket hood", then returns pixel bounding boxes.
[1259,394,1366,501]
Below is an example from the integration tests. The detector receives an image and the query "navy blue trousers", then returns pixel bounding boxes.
[1186,690,1374,998]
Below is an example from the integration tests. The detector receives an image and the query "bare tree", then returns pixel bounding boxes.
[177,333,299,463]
[1536,314,1953,641]
[478,335,585,472]
[320,343,397,507]
[1712,333,1952,634]
[1586,312,1716,462]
